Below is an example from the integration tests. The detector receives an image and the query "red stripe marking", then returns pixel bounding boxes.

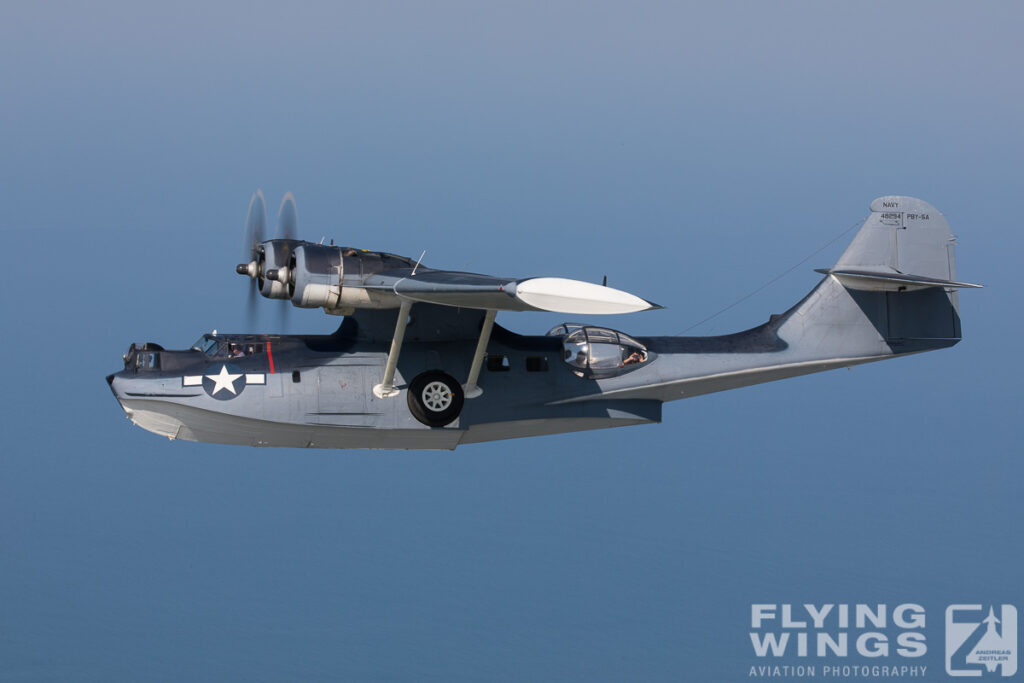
[267,341,275,374]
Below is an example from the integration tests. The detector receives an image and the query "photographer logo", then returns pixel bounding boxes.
[946,605,1017,677]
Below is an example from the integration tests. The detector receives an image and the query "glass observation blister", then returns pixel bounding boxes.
[553,325,651,378]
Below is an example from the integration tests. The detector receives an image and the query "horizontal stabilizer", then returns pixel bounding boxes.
[815,268,983,292]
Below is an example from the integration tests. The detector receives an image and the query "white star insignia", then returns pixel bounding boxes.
[206,365,243,396]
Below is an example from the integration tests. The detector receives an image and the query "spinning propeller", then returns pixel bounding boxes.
[238,190,266,318]
[236,190,303,327]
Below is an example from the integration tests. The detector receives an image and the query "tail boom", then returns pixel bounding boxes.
[568,196,978,404]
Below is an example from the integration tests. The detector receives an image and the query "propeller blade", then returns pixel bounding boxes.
[279,299,290,332]
[247,279,259,321]
[238,190,268,323]
[243,189,267,262]
[278,192,298,240]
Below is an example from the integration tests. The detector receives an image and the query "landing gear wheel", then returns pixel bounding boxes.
[407,370,464,427]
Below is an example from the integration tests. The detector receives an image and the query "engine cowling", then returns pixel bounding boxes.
[287,244,342,308]
[257,239,300,300]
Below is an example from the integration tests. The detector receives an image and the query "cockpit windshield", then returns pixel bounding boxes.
[191,335,221,355]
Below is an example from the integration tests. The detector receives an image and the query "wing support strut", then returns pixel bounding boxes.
[463,309,497,399]
[373,300,413,398]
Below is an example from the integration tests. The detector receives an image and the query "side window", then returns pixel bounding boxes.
[526,356,548,372]
[227,342,265,358]
[486,355,510,371]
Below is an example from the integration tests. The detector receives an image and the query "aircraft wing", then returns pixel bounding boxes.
[360,270,661,314]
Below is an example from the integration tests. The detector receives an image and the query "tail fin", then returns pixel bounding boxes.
[590,196,980,404]
[818,196,981,293]
[796,196,980,355]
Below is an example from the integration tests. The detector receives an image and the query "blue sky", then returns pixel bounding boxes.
[1,2,1021,681]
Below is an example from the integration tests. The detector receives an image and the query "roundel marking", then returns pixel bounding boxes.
[202,363,246,400]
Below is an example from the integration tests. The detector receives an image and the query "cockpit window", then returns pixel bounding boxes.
[227,342,264,357]
[192,335,220,355]
[192,335,265,357]
[559,325,650,378]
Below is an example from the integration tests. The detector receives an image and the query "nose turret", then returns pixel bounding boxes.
[105,368,133,429]
[107,339,183,434]
[105,357,188,441]
[106,367,132,408]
